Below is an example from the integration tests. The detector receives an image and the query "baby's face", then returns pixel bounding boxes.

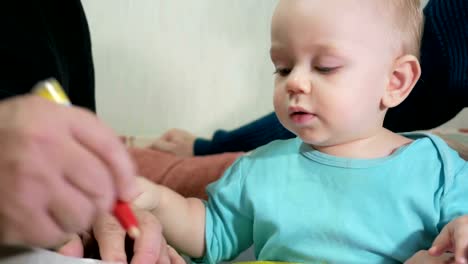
[271,0,398,147]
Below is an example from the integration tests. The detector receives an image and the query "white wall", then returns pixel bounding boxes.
[82,0,278,137]
[82,0,466,138]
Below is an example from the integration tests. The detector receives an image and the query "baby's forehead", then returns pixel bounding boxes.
[271,0,400,59]
[273,0,422,57]
[274,0,383,16]
[273,0,392,31]
[272,1,393,41]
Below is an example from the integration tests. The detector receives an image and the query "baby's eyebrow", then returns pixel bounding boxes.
[269,43,351,64]
[269,45,285,56]
[314,44,343,54]
[269,46,290,62]
[270,42,346,55]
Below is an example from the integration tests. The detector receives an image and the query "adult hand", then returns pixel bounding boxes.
[58,209,186,264]
[0,95,138,248]
[149,129,195,157]
[405,250,454,264]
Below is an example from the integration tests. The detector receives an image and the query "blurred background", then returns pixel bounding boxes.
[82,0,277,138]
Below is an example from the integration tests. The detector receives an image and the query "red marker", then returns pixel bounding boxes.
[113,201,140,239]
[33,78,141,239]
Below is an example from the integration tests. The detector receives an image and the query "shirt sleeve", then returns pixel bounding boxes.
[438,155,468,230]
[193,157,253,263]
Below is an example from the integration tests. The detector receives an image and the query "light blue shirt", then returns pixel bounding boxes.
[195,133,468,263]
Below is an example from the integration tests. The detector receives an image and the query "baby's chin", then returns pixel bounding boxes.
[294,131,334,147]
[295,129,354,149]
[280,119,349,147]
[301,139,334,148]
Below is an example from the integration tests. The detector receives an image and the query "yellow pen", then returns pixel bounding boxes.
[32,78,140,239]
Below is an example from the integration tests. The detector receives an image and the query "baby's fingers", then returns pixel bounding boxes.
[149,139,176,153]
[448,216,468,264]
[453,226,468,264]
[429,225,453,256]
[430,216,468,264]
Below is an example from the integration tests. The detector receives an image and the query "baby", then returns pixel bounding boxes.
[134,0,468,263]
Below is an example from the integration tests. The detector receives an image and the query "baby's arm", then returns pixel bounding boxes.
[133,176,206,258]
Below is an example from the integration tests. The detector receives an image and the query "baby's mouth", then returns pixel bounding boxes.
[288,106,314,116]
[288,108,317,124]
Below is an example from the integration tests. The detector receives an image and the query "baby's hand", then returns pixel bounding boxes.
[404,250,454,264]
[132,176,164,212]
[429,216,468,264]
[149,128,196,157]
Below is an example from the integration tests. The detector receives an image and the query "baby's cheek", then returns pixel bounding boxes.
[327,100,364,127]
[273,91,285,113]
[273,92,294,129]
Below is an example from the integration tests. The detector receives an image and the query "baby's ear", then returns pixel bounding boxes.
[382,55,421,108]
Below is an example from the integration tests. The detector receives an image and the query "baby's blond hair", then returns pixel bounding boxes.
[380,0,424,58]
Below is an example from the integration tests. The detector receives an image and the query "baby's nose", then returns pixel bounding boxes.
[286,70,311,94]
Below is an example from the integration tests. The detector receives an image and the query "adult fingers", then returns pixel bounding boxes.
[93,213,127,263]
[155,238,170,264]
[48,178,95,234]
[62,139,115,212]
[130,210,164,264]
[68,107,138,202]
[167,245,186,264]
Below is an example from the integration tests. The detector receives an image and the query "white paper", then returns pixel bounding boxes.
[0,246,119,264]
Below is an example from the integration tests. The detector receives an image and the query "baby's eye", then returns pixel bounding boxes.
[273,68,292,77]
[315,66,339,74]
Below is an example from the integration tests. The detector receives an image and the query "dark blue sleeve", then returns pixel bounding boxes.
[384,0,467,132]
[194,112,295,155]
